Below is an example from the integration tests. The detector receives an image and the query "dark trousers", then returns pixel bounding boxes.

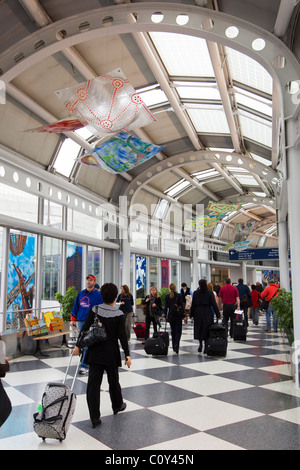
[0,380,12,427]
[222,303,236,337]
[170,320,182,350]
[87,363,123,421]
[145,315,157,339]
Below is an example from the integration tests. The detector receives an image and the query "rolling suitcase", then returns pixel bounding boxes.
[233,310,247,341]
[144,321,169,356]
[144,335,168,355]
[206,323,227,357]
[133,321,146,339]
[33,353,80,442]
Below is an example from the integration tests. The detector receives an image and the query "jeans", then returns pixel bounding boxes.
[266,305,278,330]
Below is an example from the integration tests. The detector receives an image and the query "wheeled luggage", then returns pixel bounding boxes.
[233,310,247,341]
[144,335,168,355]
[33,353,80,442]
[206,323,227,357]
[144,320,169,356]
[133,321,146,339]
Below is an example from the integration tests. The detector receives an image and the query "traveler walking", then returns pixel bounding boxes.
[70,274,103,374]
[73,283,131,428]
[219,278,240,337]
[191,279,220,353]
[165,283,185,354]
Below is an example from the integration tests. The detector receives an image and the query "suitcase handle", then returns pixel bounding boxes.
[63,352,82,391]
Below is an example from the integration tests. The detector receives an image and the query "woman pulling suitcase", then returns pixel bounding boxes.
[164,283,186,354]
[191,279,220,353]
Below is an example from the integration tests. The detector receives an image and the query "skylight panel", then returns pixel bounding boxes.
[187,106,230,133]
[192,168,220,180]
[239,110,272,147]
[149,32,215,77]
[154,199,169,219]
[137,86,168,107]
[251,153,272,166]
[175,84,221,101]
[213,223,223,238]
[53,138,81,177]
[226,47,273,95]
[165,179,191,197]
[233,174,260,186]
[234,86,272,117]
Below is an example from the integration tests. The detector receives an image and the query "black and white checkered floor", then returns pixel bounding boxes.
[1,317,300,451]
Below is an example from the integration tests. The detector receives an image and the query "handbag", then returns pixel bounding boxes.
[77,315,107,349]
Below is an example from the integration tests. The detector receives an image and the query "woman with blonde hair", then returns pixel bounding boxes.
[142,286,162,342]
[164,283,185,354]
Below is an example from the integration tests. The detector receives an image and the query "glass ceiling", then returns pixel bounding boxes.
[52,29,274,194]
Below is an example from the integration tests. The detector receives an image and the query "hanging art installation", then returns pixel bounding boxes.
[25,69,160,172]
[79,131,163,174]
[233,221,256,234]
[207,201,242,214]
[184,213,224,232]
[220,240,252,251]
[55,68,156,138]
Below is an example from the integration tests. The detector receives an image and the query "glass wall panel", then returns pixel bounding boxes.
[161,239,179,255]
[171,259,179,288]
[66,241,83,293]
[7,230,36,329]
[150,257,158,288]
[88,246,101,285]
[67,209,103,240]
[43,200,63,229]
[0,183,38,223]
[42,237,62,301]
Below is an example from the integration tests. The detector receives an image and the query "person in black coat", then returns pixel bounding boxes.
[164,283,185,354]
[142,286,162,341]
[191,279,220,353]
[73,283,131,428]
[117,285,134,341]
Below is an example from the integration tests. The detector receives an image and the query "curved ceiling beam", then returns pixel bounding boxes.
[1,3,299,121]
[124,149,279,204]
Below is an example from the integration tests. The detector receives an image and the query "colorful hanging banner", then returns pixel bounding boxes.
[233,221,256,234]
[78,131,163,174]
[220,240,252,252]
[207,201,242,214]
[184,213,223,231]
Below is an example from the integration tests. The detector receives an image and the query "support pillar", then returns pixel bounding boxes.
[286,118,300,351]
[277,213,290,290]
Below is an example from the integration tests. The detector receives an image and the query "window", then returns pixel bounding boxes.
[88,246,101,284]
[154,199,169,219]
[42,237,62,302]
[53,138,81,177]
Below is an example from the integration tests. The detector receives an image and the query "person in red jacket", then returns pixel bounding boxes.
[250,284,261,325]
[261,279,280,332]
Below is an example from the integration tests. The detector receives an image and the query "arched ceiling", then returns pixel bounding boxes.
[1,0,300,248]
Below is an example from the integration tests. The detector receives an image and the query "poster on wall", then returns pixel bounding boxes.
[6,234,35,329]
[161,260,169,288]
[66,243,83,293]
[136,256,146,298]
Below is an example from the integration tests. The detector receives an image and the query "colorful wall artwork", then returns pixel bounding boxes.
[7,234,35,326]
[161,260,169,288]
[136,256,146,298]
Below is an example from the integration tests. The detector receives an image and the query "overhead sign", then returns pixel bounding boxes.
[229,248,289,261]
